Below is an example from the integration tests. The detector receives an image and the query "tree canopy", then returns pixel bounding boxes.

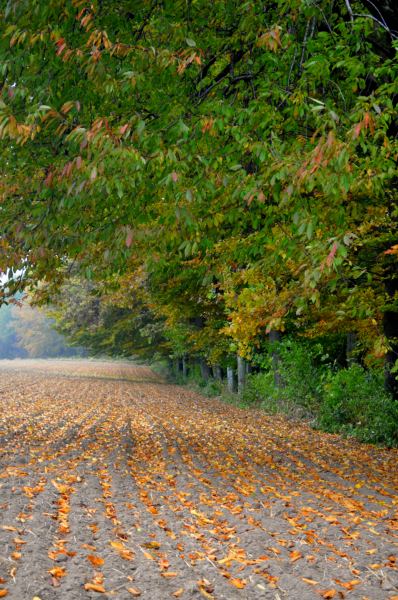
[0,1,397,392]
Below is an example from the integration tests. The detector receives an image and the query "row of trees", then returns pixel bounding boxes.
[0,1,397,395]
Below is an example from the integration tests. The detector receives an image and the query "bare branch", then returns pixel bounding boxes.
[344,0,354,22]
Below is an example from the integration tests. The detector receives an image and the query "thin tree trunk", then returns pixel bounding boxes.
[237,355,246,394]
[213,365,222,380]
[182,356,188,378]
[200,358,211,381]
[346,333,357,366]
[227,366,235,393]
[269,330,283,388]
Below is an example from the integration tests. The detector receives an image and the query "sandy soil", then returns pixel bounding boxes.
[0,359,397,600]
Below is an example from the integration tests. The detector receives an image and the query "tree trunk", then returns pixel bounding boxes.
[346,333,358,366]
[237,355,246,395]
[200,358,211,381]
[213,365,222,380]
[227,366,235,393]
[269,330,283,388]
[182,356,188,378]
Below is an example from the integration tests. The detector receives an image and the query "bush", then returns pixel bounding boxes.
[318,364,398,446]
[246,338,325,417]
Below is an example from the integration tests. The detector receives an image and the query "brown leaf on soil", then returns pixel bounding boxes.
[127,588,142,597]
[172,590,184,598]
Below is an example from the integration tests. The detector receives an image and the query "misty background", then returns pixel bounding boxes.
[0,299,83,359]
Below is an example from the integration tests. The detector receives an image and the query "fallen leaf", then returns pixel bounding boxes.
[143,541,160,549]
[127,588,142,597]
[321,591,336,599]
[172,589,184,598]
[84,583,106,593]
[302,578,318,585]
[49,567,66,578]
[87,555,105,567]
[0,591,8,598]
[230,578,246,589]
[290,550,302,562]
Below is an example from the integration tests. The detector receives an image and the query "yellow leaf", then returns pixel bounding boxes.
[230,578,246,589]
[302,578,318,585]
[143,541,161,549]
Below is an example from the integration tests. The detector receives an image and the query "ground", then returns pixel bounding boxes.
[0,360,397,600]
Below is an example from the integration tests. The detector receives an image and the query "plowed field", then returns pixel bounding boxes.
[0,359,397,599]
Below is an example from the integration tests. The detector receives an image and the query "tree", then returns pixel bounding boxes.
[0,1,397,393]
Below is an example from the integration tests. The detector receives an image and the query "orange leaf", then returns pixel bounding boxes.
[49,567,66,578]
[87,555,105,567]
[321,591,336,599]
[161,572,178,578]
[290,550,302,562]
[172,590,184,598]
[84,583,106,593]
[11,552,21,560]
[127,588,142,597]
[384,244,398,255]
[0,591,8,598]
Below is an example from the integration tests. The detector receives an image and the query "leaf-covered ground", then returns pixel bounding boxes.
[0,360,397,600]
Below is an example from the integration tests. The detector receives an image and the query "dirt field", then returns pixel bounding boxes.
[0,359,397,599]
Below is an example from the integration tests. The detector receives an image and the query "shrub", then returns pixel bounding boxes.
[319,364,398,446]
